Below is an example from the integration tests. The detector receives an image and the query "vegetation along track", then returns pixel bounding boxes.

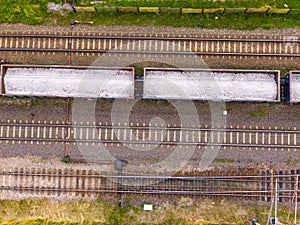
[1,120,300,151]
[1,32,300,59]
[0,168,299,203]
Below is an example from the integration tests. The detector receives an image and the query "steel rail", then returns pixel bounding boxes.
[0,184,296,198]
[1,48,300,57]
[1,122,299,134]
[1,136,299,149]
[0,134,299,147]
[1,33,299,42]
[2,171,298,180]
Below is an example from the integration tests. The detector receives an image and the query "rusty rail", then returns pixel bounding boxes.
[0,168,299,202]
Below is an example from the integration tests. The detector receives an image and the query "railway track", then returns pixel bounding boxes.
[1,33,300,58]
[0,120,299,151]
[0,168,299,202]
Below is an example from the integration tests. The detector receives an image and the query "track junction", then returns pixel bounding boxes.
[0,167,299,203]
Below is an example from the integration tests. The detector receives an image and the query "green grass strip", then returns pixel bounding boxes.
[80,0,300,8]
[225,8,246,14]
[95,6,117,13]
[160,7,181,14]
[60,12,300,30]
[0,198,298,225]
[117,6,138,13]
[289,9,300,14]
[1,1,300,29]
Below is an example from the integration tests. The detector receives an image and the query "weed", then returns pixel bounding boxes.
[287,157,300,166]
[106,202,140,225]
[249,104,270,118]
[29,98,39,107]
[124,197,132,205]
[213,158,234,163]
[154,157,163,163]
[132,65,144,76]
[97,196,102,204]
[158,217,188,225]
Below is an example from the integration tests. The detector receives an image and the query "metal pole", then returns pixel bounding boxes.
[267,170,274,225]
[295,175,298,225]
[275,178,278,225]
[118,168,123,207]
[68,26,71,65]
[114,160,128,208]
[68,21,75,65]
[68,20,92,65]
[271,170,274,203]
[267,196,274,225]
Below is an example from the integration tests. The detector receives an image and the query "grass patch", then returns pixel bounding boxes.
[132,65,144,76]
[214,158,235,163]
[287,157,300,166]
[80,0,300,8]
[0,0,61,24]
[0,198,297,225]
[249,104,270,118]
[51,12,300,30]
[1,0,300,29]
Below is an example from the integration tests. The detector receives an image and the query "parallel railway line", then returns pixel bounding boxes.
[0,121,299,151]
[1,33,300,58]
[0,168,299,202]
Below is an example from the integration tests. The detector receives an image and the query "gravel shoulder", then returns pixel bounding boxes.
[1,23,300,36]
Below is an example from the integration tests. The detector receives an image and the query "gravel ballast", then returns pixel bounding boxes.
[1,23,300,37]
